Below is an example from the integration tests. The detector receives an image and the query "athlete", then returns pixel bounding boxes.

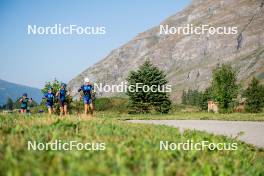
[56,83,68,116]
[19,93,32,114]
[27,98,34,114]
[43,87,55,115]
[78,78,94,115]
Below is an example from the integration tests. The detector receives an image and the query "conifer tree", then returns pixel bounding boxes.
[181,90,187,104]
[126,60,171,113]
[6,97,13,110]
[244,77,264,113]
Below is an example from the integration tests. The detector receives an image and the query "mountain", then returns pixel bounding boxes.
[0,79,42,105]
[68,0,264,102]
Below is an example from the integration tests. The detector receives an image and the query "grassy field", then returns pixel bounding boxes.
[0,114,264,176]
[95,111,264,121]
[92,98,264,121]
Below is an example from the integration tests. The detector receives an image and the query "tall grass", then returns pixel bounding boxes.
[0,114,263,175]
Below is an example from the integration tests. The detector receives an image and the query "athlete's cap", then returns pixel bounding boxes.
[84,78,89,83]
[61,83,67,87]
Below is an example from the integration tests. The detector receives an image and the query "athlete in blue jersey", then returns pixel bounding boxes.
[19,93,32,114]
[43,88,55,115]
[78,78,94,115]
[56,83,68,116]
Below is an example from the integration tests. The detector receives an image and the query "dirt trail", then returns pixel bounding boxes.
[128,120,264,148]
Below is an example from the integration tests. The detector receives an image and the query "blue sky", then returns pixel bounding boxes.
[0,0,191,88]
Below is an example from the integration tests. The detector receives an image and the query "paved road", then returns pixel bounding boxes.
[128,120,264,148]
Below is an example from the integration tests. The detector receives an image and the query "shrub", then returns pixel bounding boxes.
[69,97,128,113]
[94,98,112,111]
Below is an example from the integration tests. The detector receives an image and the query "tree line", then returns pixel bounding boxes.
[0,97,38,111]
[182,64,264,113]
[1,61,263,114]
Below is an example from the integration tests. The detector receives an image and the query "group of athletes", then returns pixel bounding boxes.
[19,77,94,116]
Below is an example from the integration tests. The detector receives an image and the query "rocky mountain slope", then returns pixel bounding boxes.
[68,0,264,101]
[0,79,42,105]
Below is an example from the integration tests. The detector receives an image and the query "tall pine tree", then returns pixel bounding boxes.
[126,60,171,113]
